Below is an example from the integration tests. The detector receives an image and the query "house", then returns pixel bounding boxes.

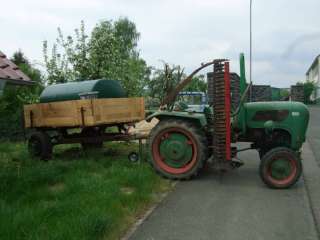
[0,50,33,95]
[306,54,320,102]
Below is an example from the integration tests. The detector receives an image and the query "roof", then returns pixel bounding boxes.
[0,51,33,85]
[306,54,320,75]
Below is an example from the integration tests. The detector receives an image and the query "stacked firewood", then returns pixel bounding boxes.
[290,85,304,102]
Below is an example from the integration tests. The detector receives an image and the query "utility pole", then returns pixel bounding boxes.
[250,0,253,101]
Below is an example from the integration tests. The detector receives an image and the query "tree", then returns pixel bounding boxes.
[43,18,150,96]
[0,50,43,139]
[7,50,43,105]
[184,75,207,93]
[147,63,207,105]
[88,18,150,96]
[280,88,290,100]
[297,81,316,104]
[147,63,184,104]
[11,50,29,65]
[43,21,89,84]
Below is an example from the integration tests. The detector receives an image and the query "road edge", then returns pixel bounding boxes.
[121,181,177,240]
[302,140,320,238]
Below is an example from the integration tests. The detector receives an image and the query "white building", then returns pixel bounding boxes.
[306,55,320,102]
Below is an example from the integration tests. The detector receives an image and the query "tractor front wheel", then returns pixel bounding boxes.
[259,147,302,189]
[148,119,207,180]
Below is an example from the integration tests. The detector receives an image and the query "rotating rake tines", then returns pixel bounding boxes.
[212,59,229,163]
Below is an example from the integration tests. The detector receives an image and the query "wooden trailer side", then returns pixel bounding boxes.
[92,98,145,125]
[24,100,94,128]
[24,98,145,128]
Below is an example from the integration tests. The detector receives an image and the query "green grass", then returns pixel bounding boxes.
[0,141,172,240]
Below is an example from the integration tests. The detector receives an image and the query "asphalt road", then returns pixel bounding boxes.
[129,107,320,240]
[307,106,320,165]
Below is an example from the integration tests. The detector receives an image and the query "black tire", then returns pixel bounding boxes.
[259,147,302,189]
[148,119,208,180]
[258,148,268,159]
[81,127,103,150]
[28,131,53,160]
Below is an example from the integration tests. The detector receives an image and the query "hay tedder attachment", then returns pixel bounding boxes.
[212,60,231,165]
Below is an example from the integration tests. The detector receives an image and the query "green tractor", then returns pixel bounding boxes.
[146,54,309,189]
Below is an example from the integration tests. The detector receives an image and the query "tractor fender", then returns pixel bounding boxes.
[146,111,207,129]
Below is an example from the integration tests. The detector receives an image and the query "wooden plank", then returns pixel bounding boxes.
[25,101,74,128]
[24,98,145,128]
[92,98,145,125]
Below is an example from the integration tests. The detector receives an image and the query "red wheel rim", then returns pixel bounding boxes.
[266,154,297,186]
[152,127,198,174]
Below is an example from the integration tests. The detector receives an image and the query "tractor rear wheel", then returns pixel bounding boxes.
[28,131,53,160]
[259,147,302,189]
[148,119,207,180]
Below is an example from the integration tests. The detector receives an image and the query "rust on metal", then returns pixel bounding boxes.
[80,107,86,127]
[224,62,231,161]
[30,110,34,128]
[212,60,231,163]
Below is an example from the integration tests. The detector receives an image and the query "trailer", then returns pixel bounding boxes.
[24,80,146,160]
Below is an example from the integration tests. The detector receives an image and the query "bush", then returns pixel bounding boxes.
[0,50,43,140]
[297,81,316,104]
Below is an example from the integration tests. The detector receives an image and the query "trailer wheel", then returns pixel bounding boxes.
[81,128,103,150]
[28,131,52,160]
[128,152,139,163]
[259,147,302,189]
[148,119,207,180]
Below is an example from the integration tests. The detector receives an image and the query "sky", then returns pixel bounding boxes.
[1,0,319,87]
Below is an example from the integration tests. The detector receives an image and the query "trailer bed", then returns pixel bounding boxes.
[24,97,145,128]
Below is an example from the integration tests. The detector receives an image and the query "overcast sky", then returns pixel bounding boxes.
[1,0,319,87]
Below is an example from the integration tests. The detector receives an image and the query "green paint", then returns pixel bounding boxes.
[146,111,207,127]
[239,53,247,96]
[244,101,309,150]
[40,79,127,103]
[270,159,292,180]
[149,100,309,152]
[235,53,248,133]
[159,132,193,168]
[263,120,274,134]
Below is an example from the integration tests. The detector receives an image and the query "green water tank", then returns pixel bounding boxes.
[40,79,127,103]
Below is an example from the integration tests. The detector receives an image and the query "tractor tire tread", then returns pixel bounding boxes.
[28,131,53,160]
[259,147,302,189]
[148,119,208,180]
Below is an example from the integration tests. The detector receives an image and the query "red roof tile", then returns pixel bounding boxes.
[0,50,33,85]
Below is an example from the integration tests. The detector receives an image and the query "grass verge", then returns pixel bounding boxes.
[0,141,172,240]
